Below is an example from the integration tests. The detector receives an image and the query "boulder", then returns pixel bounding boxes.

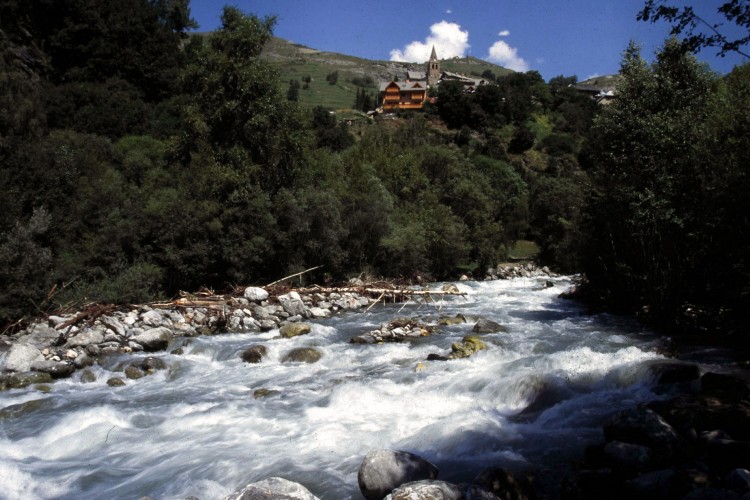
[441,283,461,294]
[132,327,172,352]
[124,365,145,380]
[473,466,534,499]
[603,407,687,459]
[107,377,126,387]
[241,345,267,364]
[244,287,269,302]
[358,450,439,500]
[384,480,462,500]
[2,344,44,372]
[449,336,486,359]
[101,316,126,337]
[602,441,659,477]
[140,309,165,326]
[308,307,331,319]
[282,348,322,364]
[280,323,312,339]
[66,329,105,348]
[223,477,319,500]
[472,318,508,334]
[253,388,280,399]
[0,371,53,391]
[140,356,167,372]
[438,314,466,326]
[278,292,308,317]
[20,324,60,349]
[80,369,97,383]
[30,360,75,379]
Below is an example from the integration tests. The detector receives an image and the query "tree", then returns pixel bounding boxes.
[638,0,750,58]
[581,39,719,319]
[326,70,339,85]
[287,79,300,101]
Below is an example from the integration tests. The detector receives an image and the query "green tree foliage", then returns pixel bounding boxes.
[326,70,339,85]
[287,79,300,101]
[581,39,723,320]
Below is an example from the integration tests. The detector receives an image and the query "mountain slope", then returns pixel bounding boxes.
[262,37,513,110]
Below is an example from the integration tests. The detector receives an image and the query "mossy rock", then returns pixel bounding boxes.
[450,336,486,359]
[438,314,467,326]
[280,323,312,338]
[80,369,97,383]
[0,398,48,421]
[282,347,322,363]
[0,371,53,391]
[107,377,126,387]
[125,365,145,380]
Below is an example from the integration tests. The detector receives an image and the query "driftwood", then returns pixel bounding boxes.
[266,265,324,287]
[58,303,116,330]
[298,286,466,297]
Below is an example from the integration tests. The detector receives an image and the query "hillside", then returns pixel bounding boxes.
[262,37,514,110]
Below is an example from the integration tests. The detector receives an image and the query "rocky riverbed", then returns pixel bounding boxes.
[1,265,749,499]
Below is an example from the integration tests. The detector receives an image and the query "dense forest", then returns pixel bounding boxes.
[1,1,748,338]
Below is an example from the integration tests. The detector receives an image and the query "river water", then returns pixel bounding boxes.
[0,276,672,499]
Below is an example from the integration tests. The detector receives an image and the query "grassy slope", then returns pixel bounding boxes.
[263,37,513,110]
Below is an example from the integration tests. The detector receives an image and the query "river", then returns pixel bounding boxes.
[0,276,671,499]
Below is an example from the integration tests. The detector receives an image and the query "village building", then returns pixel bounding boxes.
[378,47,489,111]
[571,83,616,105]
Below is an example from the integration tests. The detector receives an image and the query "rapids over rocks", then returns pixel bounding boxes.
[0,276,679,498]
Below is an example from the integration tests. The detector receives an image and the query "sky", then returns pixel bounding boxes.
[188,0,748,81]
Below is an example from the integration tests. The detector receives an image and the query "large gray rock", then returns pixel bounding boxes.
[2,344,44,372]
[472,318,508,334]
[223,477,319,500]
[384,480,462,500]
[358,450,439,500]
[278,292,308,317]
[132,327,172,352]
[240,345,267,364]
[282,348,322,364]
[0,371,53,391]
[19,324,60,349]
[30,360,75,379]
[66,329,105,348]
[244,287,269,302]
[101,316,126,337]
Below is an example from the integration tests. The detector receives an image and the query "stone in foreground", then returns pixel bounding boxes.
[358,450,439,500]
[223,476,319,500]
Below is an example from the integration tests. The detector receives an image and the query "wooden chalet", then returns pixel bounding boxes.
[378,80,428,111]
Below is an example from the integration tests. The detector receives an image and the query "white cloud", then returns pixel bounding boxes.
[486,40,529,72]
[446,9,452,14]
[498,30,510,37]
[390,21,470,62]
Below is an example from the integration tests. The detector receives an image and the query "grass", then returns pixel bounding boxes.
[507,240,540,261]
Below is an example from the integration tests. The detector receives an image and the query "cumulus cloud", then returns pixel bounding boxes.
[390,21,470,62]
[498,30,510,37]
[487,40,529,72]
[446,9,452,14]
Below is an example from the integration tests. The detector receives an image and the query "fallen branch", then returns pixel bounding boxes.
[298,286,465,297]
[266,265,323,287]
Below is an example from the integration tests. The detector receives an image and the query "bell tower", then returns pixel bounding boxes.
[427,46,440,86]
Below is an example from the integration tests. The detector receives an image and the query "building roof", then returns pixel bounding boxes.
[430,46,438,62]
[407,70,426,81]
[379,81,426,91]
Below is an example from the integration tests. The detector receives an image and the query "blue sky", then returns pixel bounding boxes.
[188,0,748,80]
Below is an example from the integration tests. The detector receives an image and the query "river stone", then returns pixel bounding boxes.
[140,356,167,372]
[278,292,308,317]
[243,286,269,302]
[21,324,61,349]
[30,360,75,379]
[308,307,331,319]
[2,344,45,372]
[449,336,486,359]
[223,476,319,500]
[124,365,145,380]
[603,407,686,458]
[80,369,97,383]
[132,327,172,352]
[282,348,322,364]
[438,314,466,326]
[66,329,106,348]
[101,316,126,337]
[241,345,267,364]
[383,480,462,500]
[253,388,280,399]
[472,318,508,334]
[473,466,533,499]
[0,371,53,391]
[280,323,311,338]
[107,377,126,387]
[602,441,658,476]
[358,450,439,500]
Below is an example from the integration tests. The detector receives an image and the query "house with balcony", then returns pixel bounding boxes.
[378,80,428,111]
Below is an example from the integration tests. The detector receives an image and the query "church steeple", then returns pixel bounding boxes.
[427,46,440,86]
